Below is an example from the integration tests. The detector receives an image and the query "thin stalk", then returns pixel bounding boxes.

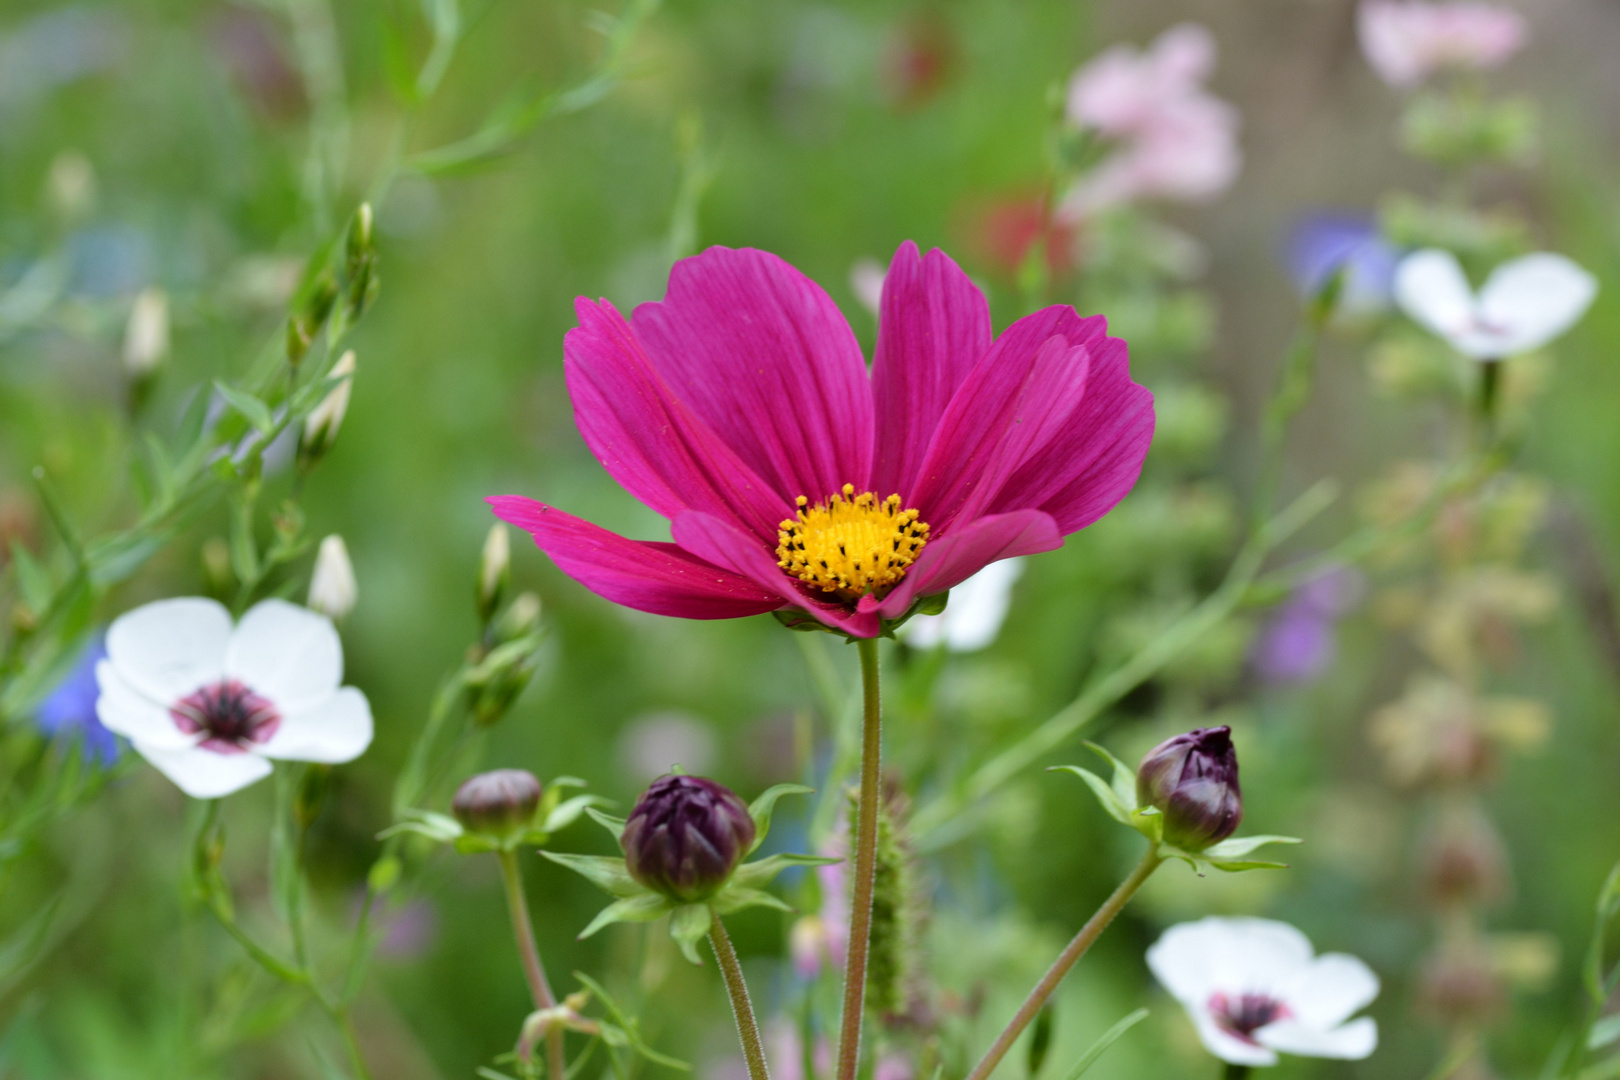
[497,849,564,1080]
[964,849,1163,1080]
[1223,1065,1252,1080]
[834,637,884,1080]
[710,914,771,1080]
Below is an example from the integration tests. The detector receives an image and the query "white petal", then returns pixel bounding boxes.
[1188,1010,1278,1066]
[1276,951,1380,1027]
[1395,249,1479,349]
[94,662,194,750]
[1258,1016,1378,1060]
[224,599,343,711]
[258,687,373,763]
[133,741,273,798]
[1478,253,1598,355]
[1148,917,1315,1005]
[106,597,231,705]
[899,558,1024,653]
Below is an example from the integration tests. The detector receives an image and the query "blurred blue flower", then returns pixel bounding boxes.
[36,636,119,765]
[1286,213,1400,314]
[0,7,128,117]
[1252,566,1364,686]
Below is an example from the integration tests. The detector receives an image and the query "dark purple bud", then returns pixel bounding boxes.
[622,774,756,903]
[1135,726,1243,851]
[452,769,543,839]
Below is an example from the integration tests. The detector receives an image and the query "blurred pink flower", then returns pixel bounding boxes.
[791,831,850,979]
[874,1055,914,1080]
[1060,24,1240,217]
[1357,1,1527,88]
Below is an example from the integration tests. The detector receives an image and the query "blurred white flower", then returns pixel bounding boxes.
[95,598,373,798]
[1358,1,1526,88]
[1148,917,1379,1067]
[899,557,1023,652]
[616,710,716,782]
[122,287,169,376]
[1394,248,1598,359]
[46,150,95,222]
[308,535,357,621]
[850,257,886,316]
[1060,24,1240,217]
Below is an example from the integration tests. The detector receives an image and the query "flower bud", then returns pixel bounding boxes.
[492,591,542,646]
[1136,725,1243,850]
[123,288,170,377]
[622,774,755,902]
[307,534,357,621]
[298,350,355,472]
[477,524,510,625]
[452,769,543,840]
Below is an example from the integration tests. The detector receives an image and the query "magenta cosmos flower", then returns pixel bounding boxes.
[488,243,1154,639]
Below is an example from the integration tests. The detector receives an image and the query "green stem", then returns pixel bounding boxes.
[1223,1065,1252,1080]
[834,637,883,1080]
[497,849,564,1080]
[710,914,771,1080]
[964,848,1163,1080]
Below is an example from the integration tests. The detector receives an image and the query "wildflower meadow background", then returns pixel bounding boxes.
[3,0,1620,1078]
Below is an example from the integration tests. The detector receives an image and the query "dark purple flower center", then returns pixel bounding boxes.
[171,679,280,755]
[1208,991,1291,1044]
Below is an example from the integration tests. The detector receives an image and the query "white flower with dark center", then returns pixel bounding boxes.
[1394,248,1597,360]
[95,597,373,798]
[899,557,1023,652]
[1148,916,1379,1067]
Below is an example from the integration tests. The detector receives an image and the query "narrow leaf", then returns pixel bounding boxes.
[709,887,795,917]
[1050,765,1130,825]
[1084,740,1139,810]
[729,852,840,890]
[541,852,643,898]
[578,894,669,939]
[1061,1008,1149,1078]
[543,794,612,835]
[1202,835,1304,858]
[586,806,628,845]
[213,381,276,434]
[746,783,813,853]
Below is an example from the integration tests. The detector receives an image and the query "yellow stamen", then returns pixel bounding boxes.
[775,483,930,599]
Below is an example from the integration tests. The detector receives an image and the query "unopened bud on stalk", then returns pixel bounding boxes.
[299,350,356,472]
[478,524,510,624]
[123,288,170,377]
[492,591,542,645]
[307,535,357,621]
[452,769,543,840]
[623,774,755,903]
[344,202,378,317]
[346,203,374,276]
[1136,725,1243,851]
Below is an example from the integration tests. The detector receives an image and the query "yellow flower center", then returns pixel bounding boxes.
[775,484,930,599]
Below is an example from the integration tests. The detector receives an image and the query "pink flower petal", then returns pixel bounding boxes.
[632,247,874,505]
[488,496,783,620]
[908,305,1107,532]
[878,510,1062,618]
[566,299,789,542]
[670,511,883,638]
[871,242,992,499]
[991,334,1155,532]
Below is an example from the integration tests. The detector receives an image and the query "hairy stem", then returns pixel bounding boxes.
[711,915,771,1080]
[497,849,564,1079]
[964,848,1163,1080]
[835,637,883,1080]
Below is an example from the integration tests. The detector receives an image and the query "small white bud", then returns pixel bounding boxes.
[46,151,96,223]
[301,350,356,464]
[308,535,358,621]
[122,288,170,376]
[478,524,510,622]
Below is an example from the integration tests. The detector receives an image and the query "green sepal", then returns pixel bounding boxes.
[772,609,837,634]
[542,793,612,836]
[1051,765,1131,825]
[578,893,671,939]
[745,783,813,853]
[1202,835,1302,859]
[730,852,840,891]
[586,806,628,845]
[1160,834,1302,875]
[1083,741,1138,810]
[377,809,463,844]
[878,589,950,637]
[709,887,794,917]
[669,904,712,965]
[542,852,643,898]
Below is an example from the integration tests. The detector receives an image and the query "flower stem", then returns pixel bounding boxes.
[835,636,884,1080]
[964,848,1163,1080]
[497,849,565,1080]
[1223,1065,1252,1080]
[710,914,771,1080]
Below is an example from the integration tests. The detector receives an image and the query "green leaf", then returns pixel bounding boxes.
[1083,740,1138,810]
[1050,765,1131,826]
[586,806,628,845]
[668,904,712,965]
[579,894,670,939]
[543,794,612,836]
[745,783,813,853]
[1207,859,1290,873]
[1589,1015,1620,1050]
[729,852,840,890]
[541,852,643,898]
[1201,835,1303,859]
[8,541,51,613]
[709,887,794,917]
[376,810,464,844]
[573,971,691,1071]
[1060,1008,1149,1078]
[213,381,276,434]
